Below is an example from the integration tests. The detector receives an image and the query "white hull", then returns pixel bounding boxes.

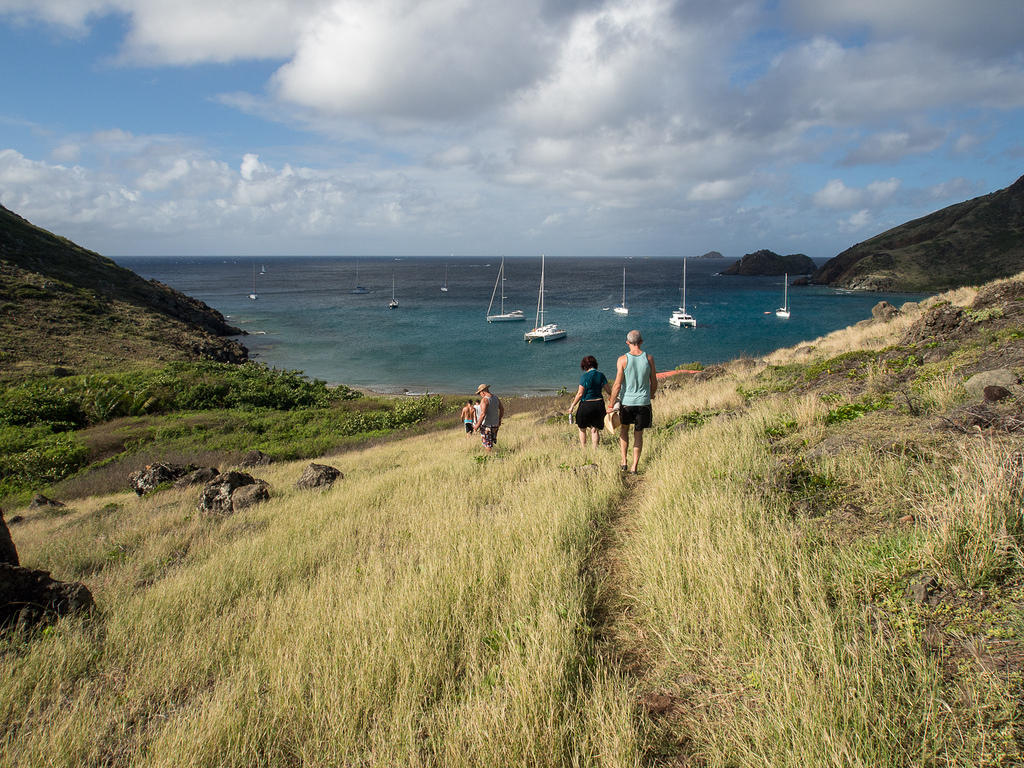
[525,323,567,342]
[776,273,790,318]
[669,309,695,327]
[525,254,566,342]
[488,311,525,322]
[613,305,629,315]
[248,293,257,301]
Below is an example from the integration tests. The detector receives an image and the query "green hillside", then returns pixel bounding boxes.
[0,205,246,381]
[4,271,1023,766]
[813,173,1024,291]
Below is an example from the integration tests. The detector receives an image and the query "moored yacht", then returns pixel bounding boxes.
[524,254,566,342]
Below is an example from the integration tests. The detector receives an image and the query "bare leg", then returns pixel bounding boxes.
[618,425,630,467]
[589,427,600,448]
[631,429,644,472]
[578,428,586,448]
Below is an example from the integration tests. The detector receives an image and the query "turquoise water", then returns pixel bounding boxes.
[121,256,923,395]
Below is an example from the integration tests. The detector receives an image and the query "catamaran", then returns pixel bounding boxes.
[669,258,696,327]
[486,257,525,322]
[441,261,449,292]
[388,272,399,309]
[775,273,791,318]
[248,264,258,300]
[351,260,369,294]
[613,267,629,315]
[524,254,566,342]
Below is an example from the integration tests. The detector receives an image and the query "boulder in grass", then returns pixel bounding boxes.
[871,300,899,321]
[1,511,19,566]
[295,463,342,490]
[198,471,269,516]
[173,467,220,489]
[239,450,272,468]
[29,494,65,509]
[0,563,94,628]
[231,481,271,511]
[129,463,198,496]
[965,369,1020,401]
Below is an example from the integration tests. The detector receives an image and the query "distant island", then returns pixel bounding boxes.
[720,249,816,276]
[693,250,724,259]
[812,172,1024,292]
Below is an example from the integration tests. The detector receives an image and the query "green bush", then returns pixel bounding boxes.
[0,425,89,497]
[0,384,87,430]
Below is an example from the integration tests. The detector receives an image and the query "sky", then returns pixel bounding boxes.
[0,0,1022,259]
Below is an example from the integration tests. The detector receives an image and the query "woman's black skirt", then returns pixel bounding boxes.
[576,399,606,429]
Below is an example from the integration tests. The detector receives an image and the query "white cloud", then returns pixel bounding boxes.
[813,177,901,209]
[839,209,871,232]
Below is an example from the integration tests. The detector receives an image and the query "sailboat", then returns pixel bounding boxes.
[486,257,525,322]
[248,264,258,300]
[669,258,696,327]
[441,261,449,292]
[613,267,629,315]
[388,271,399,309]
[524,254,566,342]
[351,260,369,294]
[775,273,791,318]
[259,264,266,275]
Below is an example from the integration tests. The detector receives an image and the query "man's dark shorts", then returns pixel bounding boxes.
[619,404,652,430]
[481,425,499,448]
[465,422,474,433]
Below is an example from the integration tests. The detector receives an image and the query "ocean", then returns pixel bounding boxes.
[120,256,923,395]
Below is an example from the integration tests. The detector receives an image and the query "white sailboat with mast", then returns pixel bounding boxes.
[613,267,629,315]
[441,260,449,292]
[524,254,566,342]
[669,258,696,327]
[388,271,399,309]
[775,273,790,318]
[351,259,369,294]
[486,257,525,322]
[248,264,258,300]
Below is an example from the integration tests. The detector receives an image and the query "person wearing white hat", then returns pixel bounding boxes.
[473,383,504,454]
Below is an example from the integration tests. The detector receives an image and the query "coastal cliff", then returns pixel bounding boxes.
[813,173,1024,291]
[0,205,247,378]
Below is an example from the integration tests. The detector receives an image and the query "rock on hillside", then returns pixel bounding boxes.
[721,249,816,276]
[0,205,247,377]
[812,173,1024,291]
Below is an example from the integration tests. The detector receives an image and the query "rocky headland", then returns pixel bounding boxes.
[812,172,1024,291]
[720,248,816,276]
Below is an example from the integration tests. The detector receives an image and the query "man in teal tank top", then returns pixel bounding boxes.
[607,329,657,473]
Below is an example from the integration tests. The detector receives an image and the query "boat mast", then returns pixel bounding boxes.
[682,258,687,313]
[536,254,545,327]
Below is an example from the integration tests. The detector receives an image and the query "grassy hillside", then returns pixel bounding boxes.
[0,205,246,380]
[3,273,1023,766]
[812,173,1024,292]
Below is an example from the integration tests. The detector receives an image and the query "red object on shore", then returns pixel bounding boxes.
[656,369,701,379]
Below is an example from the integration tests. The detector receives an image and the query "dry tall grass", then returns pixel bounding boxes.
[4,276,1020,765]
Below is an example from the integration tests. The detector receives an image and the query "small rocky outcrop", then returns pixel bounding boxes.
[720,249,816,276]
[29,494,65,509]
[1,511,19,566]
[965,369,1022,401]
[901,304,969,345]
[198,471,270,516]
[130,463,198,496]
[0,511,93,628]
[239,450,272,468]
[695,250,723,259]
[871,301,900,321]
[173,467,220,489]
[296,463,342,490]
[0,564,95,627]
